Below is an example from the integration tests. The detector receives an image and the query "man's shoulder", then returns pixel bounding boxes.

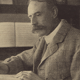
[69,26,80,37]
[66,26,80,44]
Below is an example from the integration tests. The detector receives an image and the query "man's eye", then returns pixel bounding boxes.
[36,13,41,16]
[28,15,32,18]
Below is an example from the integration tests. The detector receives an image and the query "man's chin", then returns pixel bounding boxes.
[32,29,41,33]
[32,29,46,37]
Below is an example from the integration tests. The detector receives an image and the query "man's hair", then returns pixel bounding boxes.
[28,0,57,11]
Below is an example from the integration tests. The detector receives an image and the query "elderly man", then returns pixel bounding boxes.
[0,0,80,80]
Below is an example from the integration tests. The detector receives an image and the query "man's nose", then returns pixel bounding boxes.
[31,16,37,25]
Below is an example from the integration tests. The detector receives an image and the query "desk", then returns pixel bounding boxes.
[0,74,19,80]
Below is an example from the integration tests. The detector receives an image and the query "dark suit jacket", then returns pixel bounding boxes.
[3,19,80,80]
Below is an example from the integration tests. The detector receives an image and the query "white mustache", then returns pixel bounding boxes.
[33,25,46,30]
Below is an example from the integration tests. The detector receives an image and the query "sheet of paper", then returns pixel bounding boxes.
[0,22,15,47]
[0,74,19,80]
[15,22,39,47]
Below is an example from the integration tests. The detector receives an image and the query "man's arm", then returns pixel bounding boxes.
[0,46,36,74]
[0,38,39,74]
[0,62,8,74]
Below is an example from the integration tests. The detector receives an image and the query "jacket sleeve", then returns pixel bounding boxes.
[2,45,36,74]
[70,40,80,80]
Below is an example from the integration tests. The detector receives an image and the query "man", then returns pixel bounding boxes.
[0,0,80,80]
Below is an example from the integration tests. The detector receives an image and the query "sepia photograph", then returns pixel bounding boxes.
[0,0,80,80]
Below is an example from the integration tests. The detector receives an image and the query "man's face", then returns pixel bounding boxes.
[28,1,55,37]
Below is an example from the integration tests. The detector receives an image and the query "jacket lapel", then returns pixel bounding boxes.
[38,19,71,67]
[38,42,58,67]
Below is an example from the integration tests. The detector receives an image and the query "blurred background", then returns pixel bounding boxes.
[0,0,80,60]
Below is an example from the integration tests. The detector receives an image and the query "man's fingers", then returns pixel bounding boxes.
[15,71,23,78]
[15,71,35,80]
[15,71,29,79]
[15,71,42,80]
[16,73,29,80]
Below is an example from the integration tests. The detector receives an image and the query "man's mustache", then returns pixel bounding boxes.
[32,25,46,30]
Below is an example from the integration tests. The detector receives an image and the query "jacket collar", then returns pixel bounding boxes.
[52,19,71,44]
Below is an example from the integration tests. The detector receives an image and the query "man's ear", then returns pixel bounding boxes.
[52,6,58,19]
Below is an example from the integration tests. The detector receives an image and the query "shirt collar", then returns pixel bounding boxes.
[44,20,62,44]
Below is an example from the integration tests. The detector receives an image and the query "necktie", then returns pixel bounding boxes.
[33,37,46,74]
[41,40,48,58]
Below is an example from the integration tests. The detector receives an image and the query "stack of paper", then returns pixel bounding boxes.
[0,22,39,47]
[0,74,19,80]
[15,22,39,47]
[0,22,15,47]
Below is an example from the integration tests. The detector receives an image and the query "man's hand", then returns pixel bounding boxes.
[15,71,43,80]
[0,62,8,74]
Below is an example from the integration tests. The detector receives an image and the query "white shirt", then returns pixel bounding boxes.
[44,20,62,44]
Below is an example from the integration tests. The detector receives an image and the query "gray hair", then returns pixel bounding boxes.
[28,0,57,11]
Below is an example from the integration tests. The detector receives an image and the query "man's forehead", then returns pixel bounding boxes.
[28,1,47,15]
